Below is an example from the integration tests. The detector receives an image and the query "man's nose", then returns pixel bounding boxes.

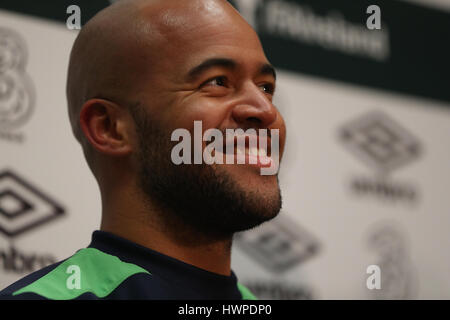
[231,82,278,128]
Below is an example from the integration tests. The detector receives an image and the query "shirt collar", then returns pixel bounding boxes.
[88,230,241,299]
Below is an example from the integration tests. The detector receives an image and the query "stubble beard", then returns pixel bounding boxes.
[131,106,282,238]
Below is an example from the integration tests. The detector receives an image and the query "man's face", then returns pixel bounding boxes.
[130,1,286,235]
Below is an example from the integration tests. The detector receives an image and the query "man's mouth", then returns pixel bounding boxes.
[170,121,280,175]
[206,133,274,168]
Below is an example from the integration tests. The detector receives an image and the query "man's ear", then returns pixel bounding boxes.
[79,98,133,156]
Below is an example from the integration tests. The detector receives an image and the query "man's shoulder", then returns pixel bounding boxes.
[0,244,258,300]
[0,260,63,300]
[0,247,153,300]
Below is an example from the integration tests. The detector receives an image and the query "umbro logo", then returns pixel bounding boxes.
[339,111,422,174]
[235,214,320,274]
[0,170,65,238]
[338,111,422,204]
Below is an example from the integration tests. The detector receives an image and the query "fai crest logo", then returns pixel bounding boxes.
[0,27,35,141]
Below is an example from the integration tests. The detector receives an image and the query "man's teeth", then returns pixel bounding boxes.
[249,147,259,156]
[236,147,268,157]
[259,148,267,157]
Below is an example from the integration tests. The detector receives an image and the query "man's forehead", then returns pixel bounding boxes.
[135,2,266,75]
[136,0,239,31]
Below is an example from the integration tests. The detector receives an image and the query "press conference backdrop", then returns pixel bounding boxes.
[1,0,449,299]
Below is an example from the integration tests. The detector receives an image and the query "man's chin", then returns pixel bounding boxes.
[214,163,281,207]
[209,165,282,233]
[139,155,282,237]
[223,205,280,233]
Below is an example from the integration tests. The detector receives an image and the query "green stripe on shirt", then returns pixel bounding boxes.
[13,248,150,300]
[238,282,258,300]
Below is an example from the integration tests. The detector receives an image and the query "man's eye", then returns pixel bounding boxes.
[260,83,275,95]
[202,76,228,88]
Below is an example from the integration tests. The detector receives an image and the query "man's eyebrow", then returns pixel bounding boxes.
[260,63,277,80]
[187,58,237,81]
[186,58,277,82]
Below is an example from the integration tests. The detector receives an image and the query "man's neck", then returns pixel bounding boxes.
[100,204,234,276]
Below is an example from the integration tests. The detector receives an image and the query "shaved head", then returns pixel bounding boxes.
[67,0,247,146]
[67,0,162,147]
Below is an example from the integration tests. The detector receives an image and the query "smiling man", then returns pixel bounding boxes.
[0,0,286,300]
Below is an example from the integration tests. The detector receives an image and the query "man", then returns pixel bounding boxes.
[0,0,286,300]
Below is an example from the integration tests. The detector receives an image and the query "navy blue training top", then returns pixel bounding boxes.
[0,231,256,300]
